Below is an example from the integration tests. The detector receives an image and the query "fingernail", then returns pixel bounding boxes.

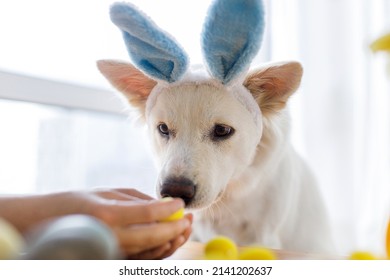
[160,197,185,208]
[160,197,174,202]
[186,213,194,223]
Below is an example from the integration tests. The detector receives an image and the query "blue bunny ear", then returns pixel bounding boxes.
[202,0,265,84]
[110,3,189,83]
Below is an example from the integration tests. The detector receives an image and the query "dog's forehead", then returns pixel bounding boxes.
[146,82,234,122]
[145,67,262,128]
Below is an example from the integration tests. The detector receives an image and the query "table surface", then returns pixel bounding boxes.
[168,241,341,260]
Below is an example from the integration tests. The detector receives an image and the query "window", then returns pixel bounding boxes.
[0,97,156,196]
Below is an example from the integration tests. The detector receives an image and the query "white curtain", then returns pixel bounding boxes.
[260,0,390,256]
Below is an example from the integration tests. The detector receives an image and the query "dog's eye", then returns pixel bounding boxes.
[213,124,234,140]
[158,123,170,136]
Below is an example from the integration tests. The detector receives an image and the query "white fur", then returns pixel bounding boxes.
[98,60,335,254]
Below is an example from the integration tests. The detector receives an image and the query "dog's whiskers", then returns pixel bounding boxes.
[205,205,216,224]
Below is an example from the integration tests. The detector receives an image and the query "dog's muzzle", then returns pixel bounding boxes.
[160,177,196,206]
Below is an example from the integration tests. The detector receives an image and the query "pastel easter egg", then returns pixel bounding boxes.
[0,218,24,259]
[239,247,276,260]
[159,197,185,222]
[205,236,238,260]
[348,251,378,260]
[386,220,389,258]
[24,214,119,260]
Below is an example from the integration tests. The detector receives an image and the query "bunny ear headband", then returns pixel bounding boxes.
[110,0,265,122]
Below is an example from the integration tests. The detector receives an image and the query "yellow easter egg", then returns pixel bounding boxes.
[386,220,390,258]
[348,251,378,260]
[0,218,24,259]
[160,208,185,222]
[370,33,390,52]
[205,236,238,260]
[239,247,276,260]
[159,197,185,222]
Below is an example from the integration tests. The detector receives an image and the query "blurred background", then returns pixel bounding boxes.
[0,0,389,256]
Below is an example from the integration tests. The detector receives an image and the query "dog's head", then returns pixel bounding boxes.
[98,0,302,209]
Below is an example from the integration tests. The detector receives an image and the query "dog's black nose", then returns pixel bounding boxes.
[160,177,196,206]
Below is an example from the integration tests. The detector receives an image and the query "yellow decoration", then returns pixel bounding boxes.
[348,251,378,260]
[0,218,24,260]
[239,247,276,260]
[370,33,390,52]
[386,220,390,258]
[205,236,238,260]
[160,208,185,222]
[159,197,185,222]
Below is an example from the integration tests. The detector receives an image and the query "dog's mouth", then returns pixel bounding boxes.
[183,189,226,211]
[159,176,229,210]
[207,189,225,208]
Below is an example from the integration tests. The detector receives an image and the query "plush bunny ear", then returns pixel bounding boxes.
[110,2,189,83]
[202,0,265,84]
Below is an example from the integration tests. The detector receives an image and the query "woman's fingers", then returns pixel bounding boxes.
[122,214,193,259]
[126,243,172,260]
[90,188,152,202]
[97,198,185,226]
[112,188,155,200]
[160,214,193,259]
[79,188,192,259]
[160,235,187,259]
[116,218,190,255]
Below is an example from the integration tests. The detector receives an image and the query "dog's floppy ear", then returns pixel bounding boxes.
[97,59,157,115]
[201,0,265,85]
[110,2,189,83]
[244,61,303,116]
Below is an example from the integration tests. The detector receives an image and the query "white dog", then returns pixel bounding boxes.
[98,0,335,254]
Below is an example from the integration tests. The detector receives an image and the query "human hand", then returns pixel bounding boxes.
[0,188,193,260]
[65,188,193,259]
